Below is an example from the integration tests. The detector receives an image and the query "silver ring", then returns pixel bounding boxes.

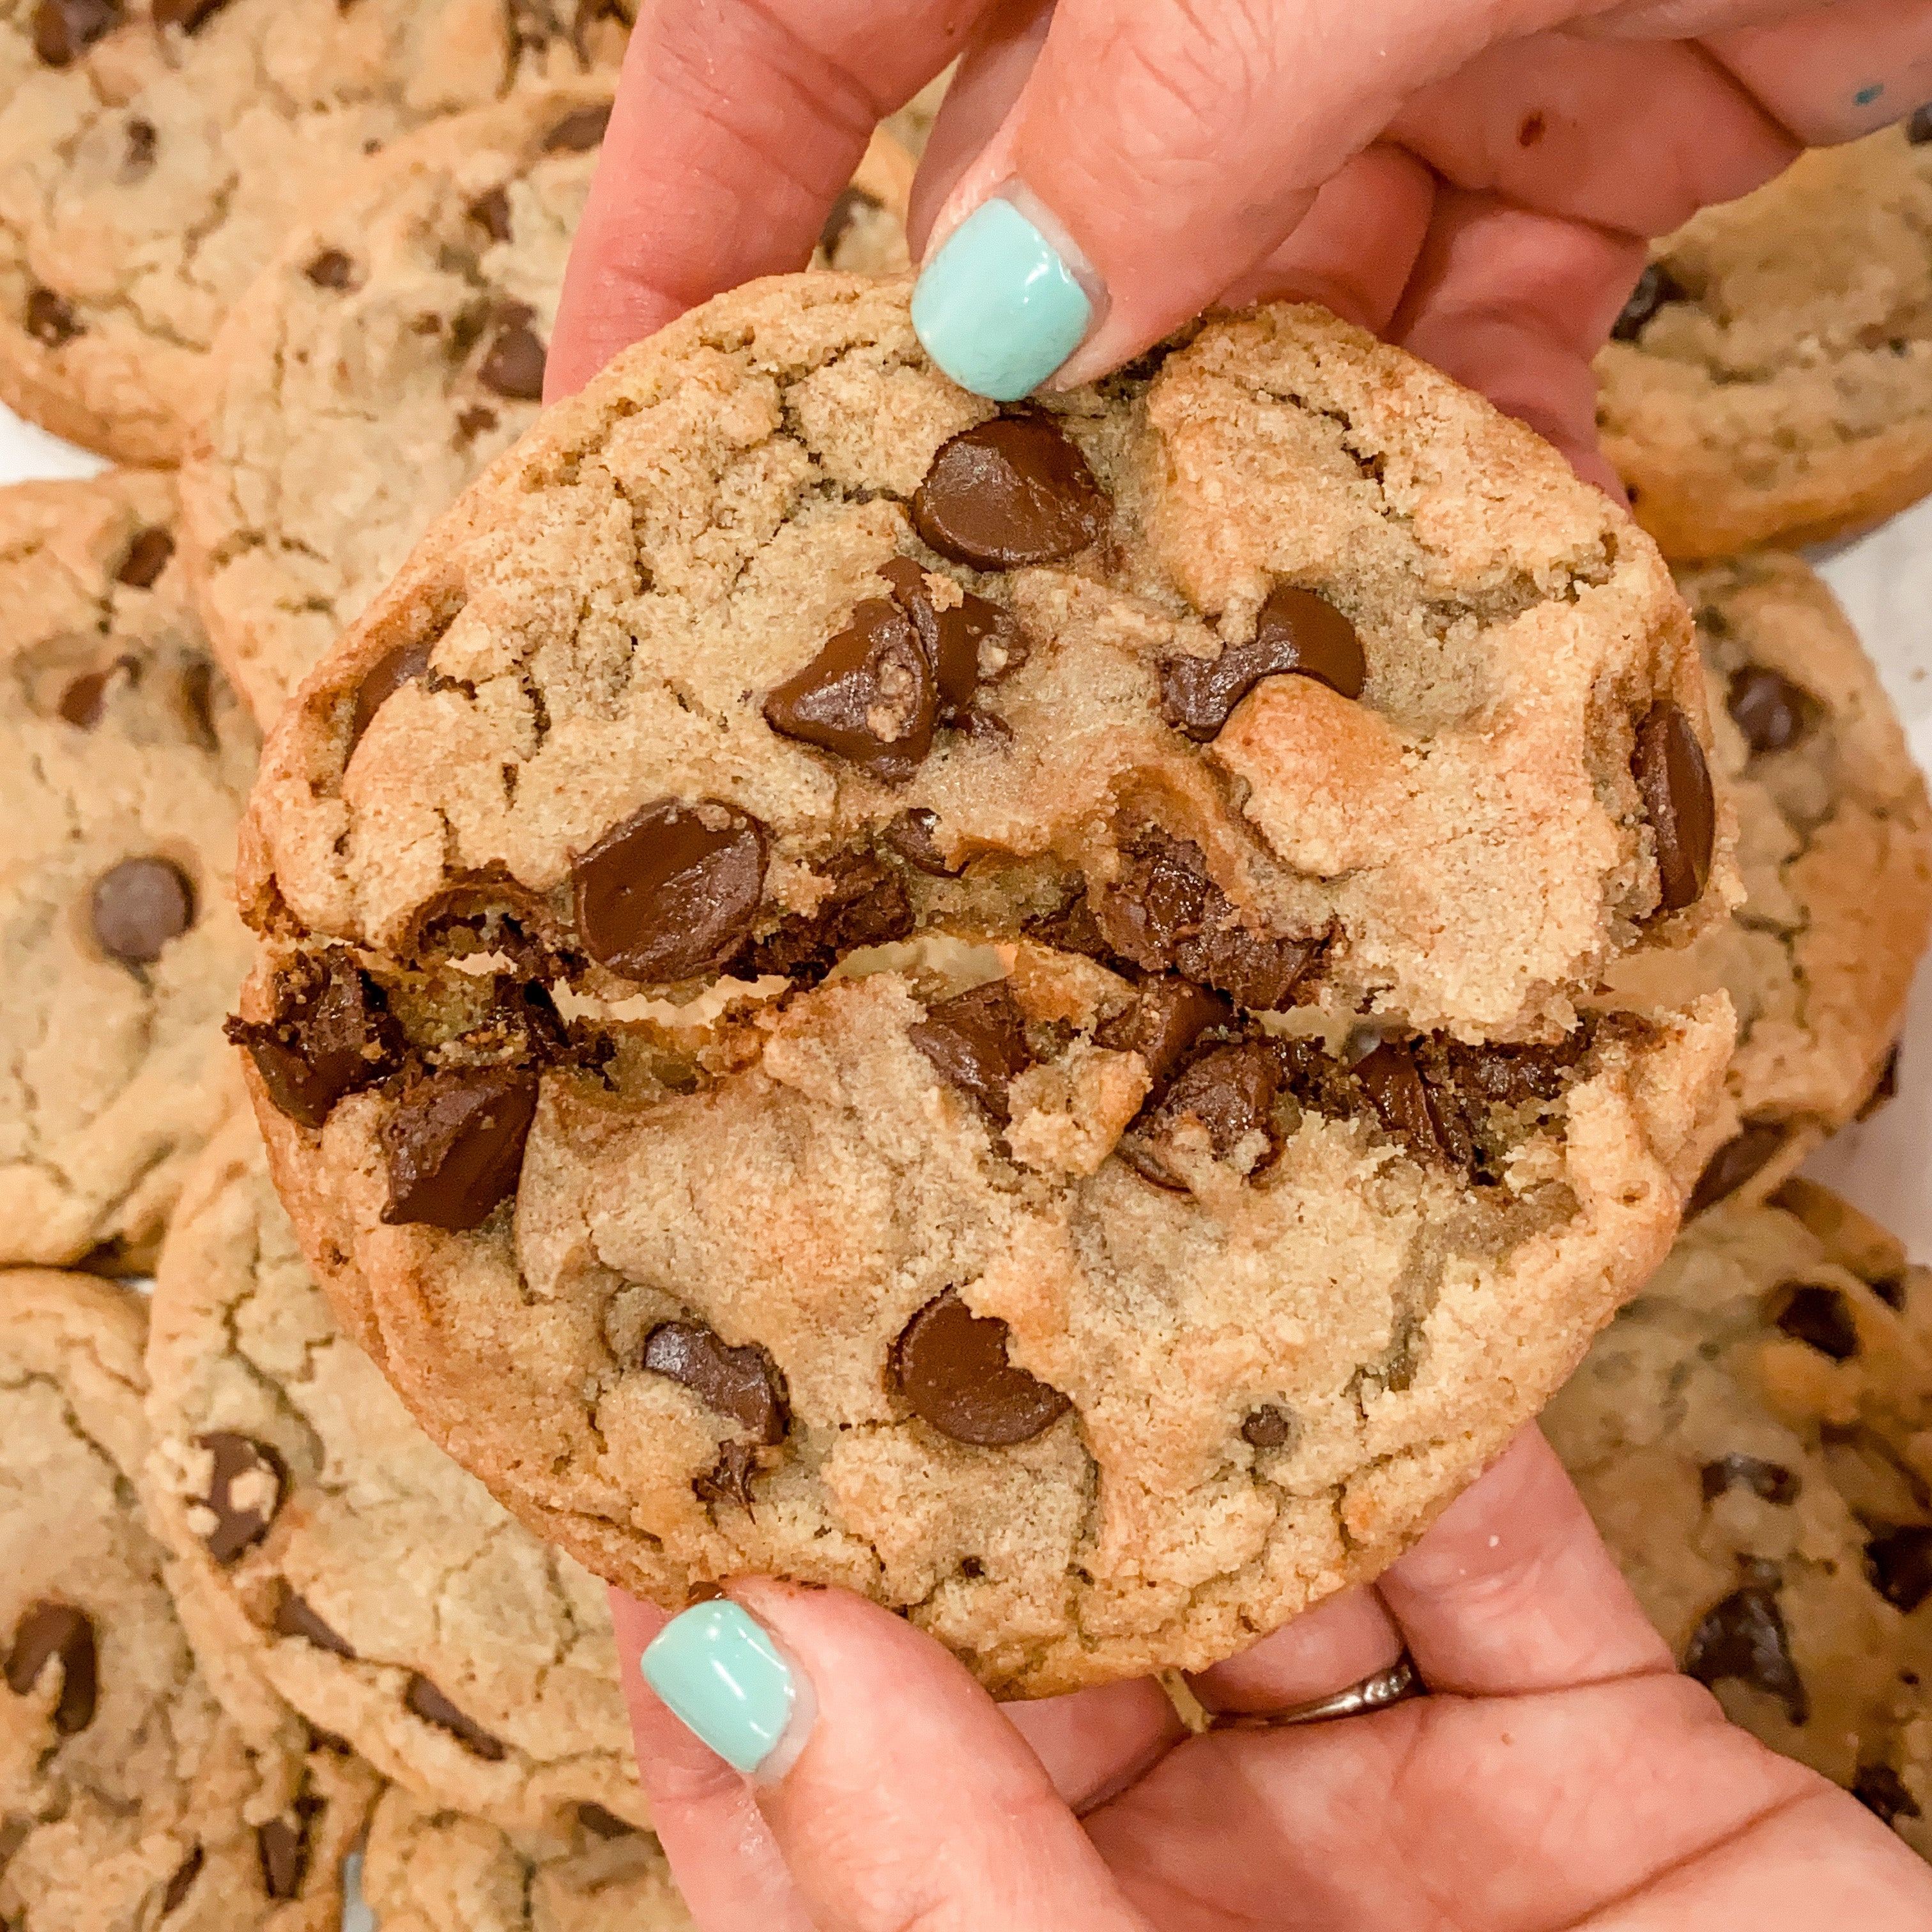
[1207,1654,1423,1730]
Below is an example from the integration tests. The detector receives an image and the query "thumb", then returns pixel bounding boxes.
[637,1581,1149,1932]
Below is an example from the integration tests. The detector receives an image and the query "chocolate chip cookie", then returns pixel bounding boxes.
[0,0,633,466]
[0,471,258,1270]
[1,1266,376,1931]
[233,280,1737,1692]
[180,93,911,730]
[144,1114,652,1836]
[1606,553,1932,1221]
[1597,119,1932,558]
[360,1786,693,1932]
[1546,1179,1932,1859]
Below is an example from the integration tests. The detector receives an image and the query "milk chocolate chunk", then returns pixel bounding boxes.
[878,555,1029,715]
[573,797,768,982]
[1094,975,1230,1097]
[732,850,912,983]
[1865,1527,1932,1614]
[912,414,1109,569]
[1853,1765,1922,1825]
[1773,1284,1859,1361]
[256,1784,323,1900]
[693,1440,761,1511]
[908,981,1032,1121]
[160,1847,205,1916]
[1687,1122,1784,1216]
[884,807,958,876]
[1162,586,1367,740]
[192,1432,288,1561]
[272,1589,355,1658]
[226,949,404,1130]
[348,638,432,755]
[1158,1039,1282,1160]
[544,103,611,150]
[1241,1404,1294,1449]
[6,1602,97,1735]
[1633,701,1715,912]
[763,597,936,780]
[380,1065,538,1231]
[404,1675,508,1760]
[303,249,354,289]
[1701,1454,1798,1506]
[478,305,547,400]
[115,526,174,588]
[1353,1040,1446,1163]
[91,857,194,963]
[1726,666,1821,756]
[26,287,81,346]
[153,0,231,30]
[893,1289,1071,1446]
[57,654,135,729]
[1681,1583,1807,1725]
[1611,260,1689,342]
[32,0,119,66]
[642,1321,788,1443]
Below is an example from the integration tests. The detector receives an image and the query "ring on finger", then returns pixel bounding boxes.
[1206,1653,1423,1730]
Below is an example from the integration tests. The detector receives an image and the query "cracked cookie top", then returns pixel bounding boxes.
[0,472,257,1270]
[143,1113,652,1837]
[0,0,632,463]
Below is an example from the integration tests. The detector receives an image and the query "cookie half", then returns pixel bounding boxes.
[142,1113,651,1836]
[0,472,257,1269]
[0,0,632,464]
[1597,119,1932,558]
[0,1267,376,1931]
[1606,553,1932,1215]
[1547,1179,1932,1859]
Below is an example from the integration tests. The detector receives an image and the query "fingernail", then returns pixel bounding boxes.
[640,1598,811,1778]
[912,190,1096,400]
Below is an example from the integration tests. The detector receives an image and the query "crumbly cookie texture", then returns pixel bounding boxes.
[0,473,258,1269]
[1606,553,1932,1218]
[360,1786,694,1932]
[0,0,632,465]
[181,92,911,728]
[1597,121,1932,559]
[144,1113,651,1836]
[0,1268,376,1932]
[234,281,1735,1692]
[1546,1179,1932,1860]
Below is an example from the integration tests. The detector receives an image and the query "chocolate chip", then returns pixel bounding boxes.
[122,116,155,177]
[731,850,912,984]
[577,1803,637,1840]
[572,797,768,983]
[908,981,1032,1122]
[160,1847,204,1917]
[468,187,512,243]
[57,655,135,728]
[379,1065,538,1232]
[1681,1583,1807,1725]
[1854,1764,1922,1826]
[1633,702,1714,912]
[1025,885,1117,964]
[1859,1043,1903,1121]
[192,1432,288,1561]
[763,597,936,781]
[303,249,353,290]
[224,949,406,1130]
[1130,1038,1283,1184]
[1611,260,1689,342]
[1700,1454,1798,1506]
[883,807,957,877]
[91,857,194,964]
[878,555,1029,717]
[1866,1528,1932,1614]
[404,1675,507,1759]
[26,286,82,346]
[818,185,882,262]
[1094,975,1231,1098]
[347,641,431,759]
[693,1439,761,1512]
[455,404,499,443]
[643,1321,788,1443]
[153,0,231,31]
[1774,1284,1859,1361]
[912,414,1110,569]
[1098,829,1319,1010]
[5,1602,97,1735]
[256,1786,323,1901]
[1726,665,1820,757]
[1687,1123,1785,1216]
[1353,1040,1448,1163]
[32,0,119,65]
[1161,587,1367,741]
[543,103,610,151]
[478,307,546,399]
[685,1581,729,1606]
[893,1288,1071,1446]
[272,1588,356,1658]
[1241,1404,1293,1449]
[114,525,173,587]
[1909,105,1932,146]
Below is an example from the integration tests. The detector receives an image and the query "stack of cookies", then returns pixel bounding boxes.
[1,22,1929,1920]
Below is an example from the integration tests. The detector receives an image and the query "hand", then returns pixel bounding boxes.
[610,1427,1932,1930]
[549,0,1932,486]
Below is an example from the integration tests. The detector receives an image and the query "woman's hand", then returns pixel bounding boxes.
[609,1427,1932,1930]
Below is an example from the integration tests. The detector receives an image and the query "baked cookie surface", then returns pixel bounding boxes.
[0,1267,374,1932]
[1597,121,1932,558]
[1546,1179,1932,1859]
[0,0,632,464]
[144,1113,651,1835]
[0,471,257,1269]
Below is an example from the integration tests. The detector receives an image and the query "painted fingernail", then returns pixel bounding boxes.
[640,1598,810,1777]
[912,192,1095,401]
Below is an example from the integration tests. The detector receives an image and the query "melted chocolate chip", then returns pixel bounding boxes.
[404,1675,508,1759]
[763,597,936,781]
[572,797,768,983]
[478,307,546,399]
[1241,1404,1294,1449]
[1859,1043,1903,1121]
[347,638,431,756]
[1726,665,1821,756]
[1611,260,1689,342]
[1774,1284,1859,1361]
[5,1602,97,1735]
[883,807,957,876]
[1688,1123,1786,1216]
[116,525,174,587]
[272,1588,356,1658]
[692,1439,762,1512]
[26,286,82,347]
[379,1065,538,1232]
[878,555,1029,717]
[1633,702,1715,912]
[455,404,499,443]
[160,1847,205,1917]
[32,0,119,66]
[643,1321,787,1443]
[912,414,1110,569]
[192,1432,288,1561]
[1853,1764,1922,1826]
[1866,1528,1932,1614]
[226,949,405,1130]
[1909,105,1932,146]
[468,187,512,243]
[1700,1454,1798,1506]
[1353,1040,1446,1164]
[153,0,231,30]
[1160,586,1367,740]
[57,655,135,729]
[256,1785,323,1901]
[818,185,881,261]
[543,103,611,150]
[303,249,354,290]
[577,1802,638,1840]
[1681,1583,1807,1726]
[1124,1038,1283,1188]
[91,857,194,964]
[731,851,912,984]
[893,1289,1071,1446]
[907,981,1032,1122]
[122,116,155,176]
[1094,975,1231,1098]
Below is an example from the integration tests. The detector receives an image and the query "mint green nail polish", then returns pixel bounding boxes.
[912,196,1094,401]
[640,1600,799,1775]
